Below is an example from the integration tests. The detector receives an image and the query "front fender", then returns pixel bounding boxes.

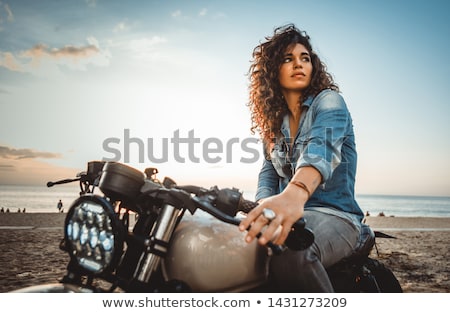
[9,283,94,293]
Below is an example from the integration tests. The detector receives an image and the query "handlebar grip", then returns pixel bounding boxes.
[238,198,258,213]
[238,198,314,251]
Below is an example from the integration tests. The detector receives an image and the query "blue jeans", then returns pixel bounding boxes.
[269,208,360,292]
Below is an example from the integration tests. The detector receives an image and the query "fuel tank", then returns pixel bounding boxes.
[162,210,270,292]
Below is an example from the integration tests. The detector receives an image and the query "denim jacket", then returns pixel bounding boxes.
[255,89,363,220]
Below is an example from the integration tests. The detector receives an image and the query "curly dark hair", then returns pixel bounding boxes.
[247,24,339,143]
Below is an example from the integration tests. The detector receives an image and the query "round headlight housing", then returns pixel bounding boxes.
[64,195,124,275]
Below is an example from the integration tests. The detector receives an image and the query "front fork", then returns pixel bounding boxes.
[134,204,182,283]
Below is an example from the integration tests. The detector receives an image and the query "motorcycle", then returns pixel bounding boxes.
[11,160,402,293]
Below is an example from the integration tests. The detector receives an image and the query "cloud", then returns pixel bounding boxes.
[3,2,13,22]
[124,36,167,60]
[0,164,14,171]
[0,158,80,185]
[171,10,182,18]
[112,20,137,34]
[113,21,129,33]
[0,38,111,72]
[0,2,14,25]
[0,145,80,185]
[22,43,100,61]
[85,0,96,8]
[129,36,167,50]
[0,145,62,160]
[170,8,225,20]
[0,51,22,71]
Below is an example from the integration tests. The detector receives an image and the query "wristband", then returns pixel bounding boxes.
[289,180,311,198]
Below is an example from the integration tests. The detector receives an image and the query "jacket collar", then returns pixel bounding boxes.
[280,95,314,137]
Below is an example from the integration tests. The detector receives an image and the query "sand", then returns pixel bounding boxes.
[0,213,449,293]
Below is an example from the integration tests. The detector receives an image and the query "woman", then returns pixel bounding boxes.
[239,24,364,292]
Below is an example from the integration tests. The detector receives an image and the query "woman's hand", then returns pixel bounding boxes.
[239,184,308,246]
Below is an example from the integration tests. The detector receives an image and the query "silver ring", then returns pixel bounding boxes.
[262,208,276,222]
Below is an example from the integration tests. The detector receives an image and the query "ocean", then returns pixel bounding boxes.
[0,185,80,214]
[1,185,450,217]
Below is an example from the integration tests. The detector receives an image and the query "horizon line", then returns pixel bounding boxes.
[1,183,449,199]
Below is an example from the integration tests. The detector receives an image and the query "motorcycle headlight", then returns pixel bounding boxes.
[64,195,124,275]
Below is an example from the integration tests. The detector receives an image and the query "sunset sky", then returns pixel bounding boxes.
[1,0,449,196]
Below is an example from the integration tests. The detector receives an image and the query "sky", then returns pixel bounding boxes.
[0,0,449,197]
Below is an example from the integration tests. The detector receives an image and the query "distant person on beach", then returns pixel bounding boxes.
[239,24,364,292]
[1,207,4,213]
[57,200,63,213]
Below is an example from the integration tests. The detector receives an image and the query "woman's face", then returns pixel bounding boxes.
[278,43,313,94]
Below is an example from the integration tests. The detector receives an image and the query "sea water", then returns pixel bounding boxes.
[1,185,450,217]
[0,185,80,213]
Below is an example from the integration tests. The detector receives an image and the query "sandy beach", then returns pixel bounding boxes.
[0,213,449,293]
